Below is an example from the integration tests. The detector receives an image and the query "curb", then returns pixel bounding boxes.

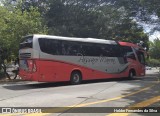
[0,79,24,84]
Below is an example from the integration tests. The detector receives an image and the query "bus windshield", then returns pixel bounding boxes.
[136,50,145,64]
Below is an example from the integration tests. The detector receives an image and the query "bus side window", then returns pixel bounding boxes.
[70,42,80,55]
[62,41,76,56]
[90,44,101,56]
[71,45,79,55]
[61,43,66,55]
[102,44,114,57]
[39,38,61,55]
[77,43,84,55]
[48,39,60,55]
[100,45,111,57]
[81,43,92,56]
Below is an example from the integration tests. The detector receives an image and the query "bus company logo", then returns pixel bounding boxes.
[1,108,12,113]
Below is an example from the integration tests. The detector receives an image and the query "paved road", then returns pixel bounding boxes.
[0,69,159,116]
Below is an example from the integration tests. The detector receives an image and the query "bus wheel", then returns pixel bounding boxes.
[128,70,135,79]
[70,71,82,85]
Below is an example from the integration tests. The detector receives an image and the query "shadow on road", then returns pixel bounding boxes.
[2,77,141,91]
[114,73,160,116]
[2,73,159,91]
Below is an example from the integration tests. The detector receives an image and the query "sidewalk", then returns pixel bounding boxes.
[0,78,23,84]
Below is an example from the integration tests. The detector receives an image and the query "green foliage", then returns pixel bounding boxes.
[110,0,160,33]
[139,0,160,17]
[149,39,160,60]
[0,2,48,79]
[0,0,150,59]
[0,4,48,59]
[44,0,148,47]
[146,59,160,67]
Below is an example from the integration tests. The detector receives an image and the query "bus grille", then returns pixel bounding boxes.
[20,53,31,58]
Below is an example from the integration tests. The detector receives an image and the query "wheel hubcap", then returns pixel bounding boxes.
[130,72,133,78]
[73,74,80,82]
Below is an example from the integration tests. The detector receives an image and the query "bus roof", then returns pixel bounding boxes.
[119,41,145,51]
[30,34,118,45]
[119,41,140,48]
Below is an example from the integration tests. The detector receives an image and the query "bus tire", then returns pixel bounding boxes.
[70,71,82,85]
[128,70,135,79]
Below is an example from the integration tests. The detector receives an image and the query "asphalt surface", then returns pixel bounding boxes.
[0,69,159,116]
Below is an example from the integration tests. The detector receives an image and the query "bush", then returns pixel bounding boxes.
[0,70,5,79]
[146,59,160,67]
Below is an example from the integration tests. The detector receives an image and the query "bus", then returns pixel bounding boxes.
[19,34,145,84]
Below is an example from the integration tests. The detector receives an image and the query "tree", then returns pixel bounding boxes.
[109,0,160,34]
[12,0,148,48]
[0,4,48,57]
[149,39,160,60]
[1,0,50,15]
[0,2,48,79]
[44,0,148,46]
[146,58,160,67]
